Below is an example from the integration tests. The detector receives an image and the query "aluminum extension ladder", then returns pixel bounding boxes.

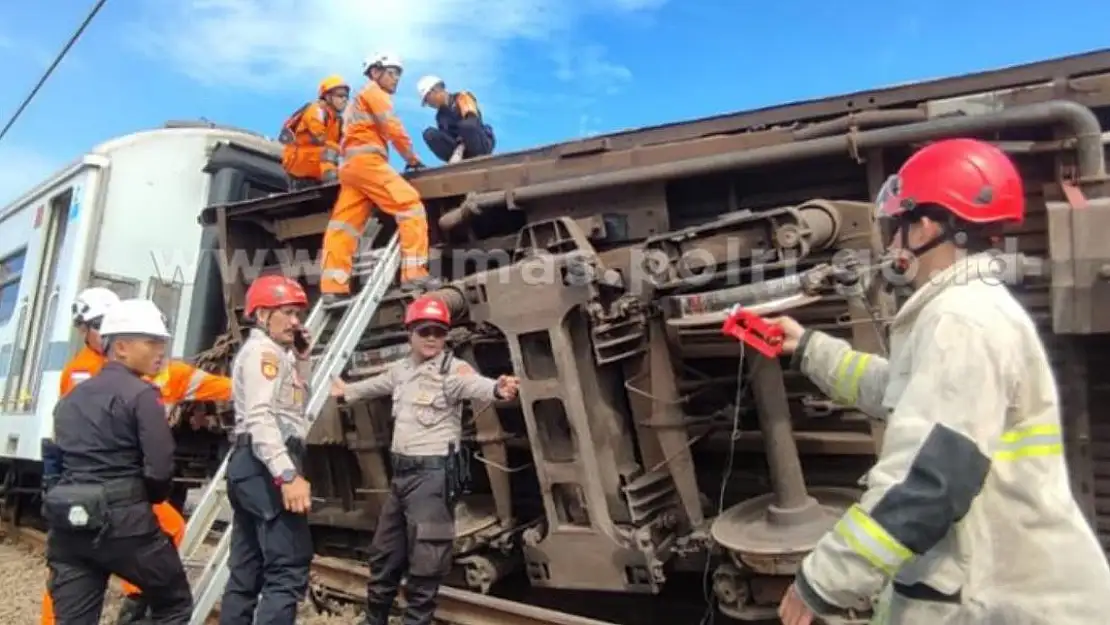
[182,219,398,624]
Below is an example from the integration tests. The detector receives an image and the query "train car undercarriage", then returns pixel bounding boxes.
[4,50,1106,622]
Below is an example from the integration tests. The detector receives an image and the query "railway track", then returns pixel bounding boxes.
[3,522,618,625]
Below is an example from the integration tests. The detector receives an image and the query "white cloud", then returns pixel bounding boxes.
[0,145,63,209]
[552,44,633,95]
[129,0,665,117]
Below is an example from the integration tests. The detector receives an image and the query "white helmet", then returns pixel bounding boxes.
[361,52,403,75]
[72,287,120,326]
[416,75,444,103]
[99,299,171,339]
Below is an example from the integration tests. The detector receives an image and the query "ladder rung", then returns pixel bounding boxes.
[323,297,351,311]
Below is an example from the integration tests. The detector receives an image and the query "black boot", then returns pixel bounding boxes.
[115,595,150,625]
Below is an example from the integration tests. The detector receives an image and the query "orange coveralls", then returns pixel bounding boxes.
[280,101,343,183]
[321,81,429,295]
[40,346,232,624]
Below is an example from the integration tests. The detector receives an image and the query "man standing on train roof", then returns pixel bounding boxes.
[416,75,495,164]
[770,137,1110,625]
[39,286,233,625]
[328,295,520,625]
[319,51,439,302]
[279,74,349,191]
[44,298,193,624]
[218,274,314,625]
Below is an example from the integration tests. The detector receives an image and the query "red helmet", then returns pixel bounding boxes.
[244,275,308,316]
[876,138,1025,225]
[404,295,450,327]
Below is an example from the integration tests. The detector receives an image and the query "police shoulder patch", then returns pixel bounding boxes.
[260,351,280,380]
[453,362,475,376]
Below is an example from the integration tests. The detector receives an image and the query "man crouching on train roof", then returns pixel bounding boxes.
[44,298,193,624]
[329,295,520,625]
[218,274,315,625]
[770,138,1110,625]
[41,286,233,625]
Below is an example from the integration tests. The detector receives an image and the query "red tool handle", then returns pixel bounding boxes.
[721,305,785,358]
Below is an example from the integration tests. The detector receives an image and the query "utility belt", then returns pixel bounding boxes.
[391,442,472,505]
[233,433,306,473]
[42,477,147,534]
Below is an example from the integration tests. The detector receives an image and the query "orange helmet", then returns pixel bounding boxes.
[318,74,349,99]
[404,295,450,327]
[876,138,1025,226]
[245,275,308,317]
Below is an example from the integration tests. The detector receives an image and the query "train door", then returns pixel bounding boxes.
[4,188,72,414]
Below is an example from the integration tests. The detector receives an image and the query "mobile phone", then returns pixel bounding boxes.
[293,328,310,353]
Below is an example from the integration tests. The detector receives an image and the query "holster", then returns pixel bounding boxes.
[42,478,145,532]
[445,442,472,506]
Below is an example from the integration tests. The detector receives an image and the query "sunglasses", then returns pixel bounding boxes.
[413,325,447,339]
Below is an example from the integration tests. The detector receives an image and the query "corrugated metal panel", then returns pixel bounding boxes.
[1084,336,1110,551]
[1004,185,1108,553]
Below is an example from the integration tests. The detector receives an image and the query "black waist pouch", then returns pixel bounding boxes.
[42,483,111,531]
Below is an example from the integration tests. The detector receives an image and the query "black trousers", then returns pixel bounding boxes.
[218,446,314,625]
[365,455,456,625]
[423,124,494,163]
[47,528,192,625]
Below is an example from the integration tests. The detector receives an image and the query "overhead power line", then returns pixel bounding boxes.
[0,0,109,145]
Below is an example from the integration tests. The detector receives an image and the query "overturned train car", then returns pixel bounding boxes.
[183,50,1110,619]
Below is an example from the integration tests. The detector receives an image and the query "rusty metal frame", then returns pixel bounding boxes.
[199,48,1110,230]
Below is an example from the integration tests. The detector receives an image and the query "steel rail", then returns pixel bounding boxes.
[3,523,617,625]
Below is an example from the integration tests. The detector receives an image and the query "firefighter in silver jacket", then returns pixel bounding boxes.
[220,275,314,625]
[772,138,1110,625]
[330,294,519,625]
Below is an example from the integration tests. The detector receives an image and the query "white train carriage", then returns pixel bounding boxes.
[0,121,287,465]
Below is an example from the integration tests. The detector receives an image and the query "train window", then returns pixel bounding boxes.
[0,249,27,325]
[86,272,140,300]
[147,278,182,352]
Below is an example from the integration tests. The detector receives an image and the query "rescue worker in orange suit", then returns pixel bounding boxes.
[280,74,350,191]
[321,51,437,301]
[329,296,519,625]
[771,138,1110,625]
[39,287,232,625]
[416,75,494,164]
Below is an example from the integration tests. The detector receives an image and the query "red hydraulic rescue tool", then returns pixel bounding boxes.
[721,304,785,358]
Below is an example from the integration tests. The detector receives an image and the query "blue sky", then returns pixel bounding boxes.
[1,0,1109,206]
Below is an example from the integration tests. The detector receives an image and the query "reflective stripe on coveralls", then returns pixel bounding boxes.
[787,253,1110,625]
[219,328,313,624]
[831,423,1064,577]
[342,351,500,625]
[41,349,232,625]
[281,102,342,183]
[321,81,429,294]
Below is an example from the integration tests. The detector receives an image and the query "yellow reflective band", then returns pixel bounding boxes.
[994,423,1063,461]
[832,504,913,576]
[833,350,871,405]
